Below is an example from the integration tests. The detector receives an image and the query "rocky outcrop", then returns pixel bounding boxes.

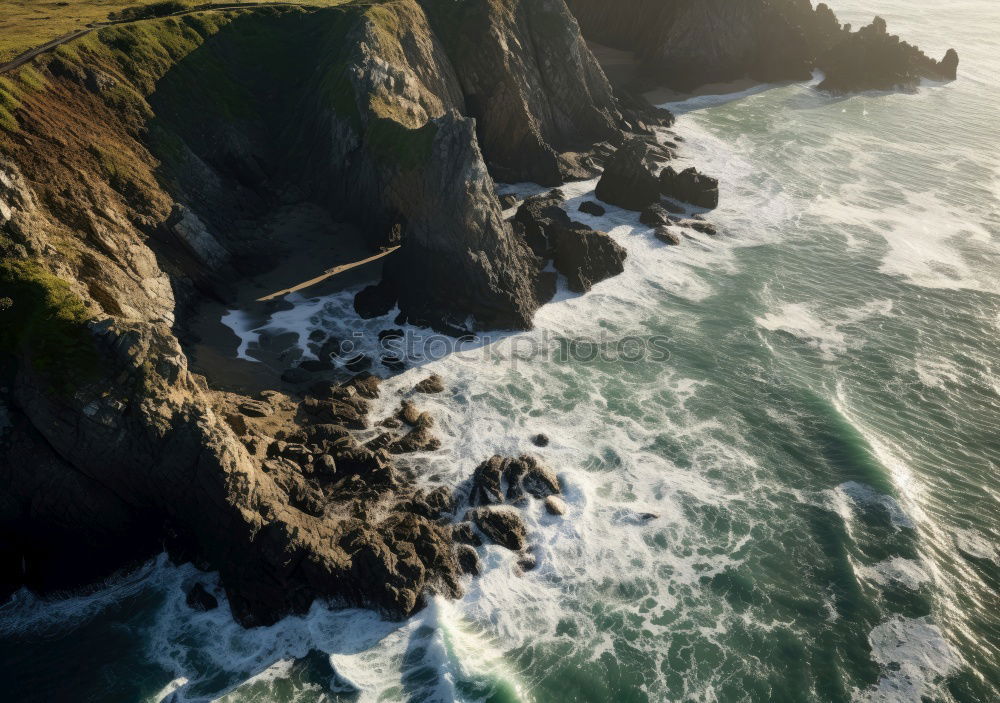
[659,166,719,209]
[816,17,961,93]
[595,138,669,211]
[512,191,626,293]
[566,0,958,93]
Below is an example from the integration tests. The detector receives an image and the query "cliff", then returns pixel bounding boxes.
[0,0,636,624]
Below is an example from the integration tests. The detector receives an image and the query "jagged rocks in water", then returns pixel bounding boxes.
[388,427,441,455]
[470,455,507,506]
[545,496,568,516]
[532,433,550,447]
[654,226,682,246]
[674,218,718,236]
[595,138,665,211]
[301,397,368,430]
[551,223,626,294]
[451,522,483,547]
[454,544,481,576]
[466,506,528,552]
[579,201,606,217]
[186,583,219,611]
[414,374,445,394]
[659,166,719,209]
[640,204,672,227]
[505,455,561,501]
[396,400,433,429]
[817,17,959,93]
[513,191,626,294]
[347,373,382,400]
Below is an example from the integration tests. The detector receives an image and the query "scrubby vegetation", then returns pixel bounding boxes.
[0,260,99,393]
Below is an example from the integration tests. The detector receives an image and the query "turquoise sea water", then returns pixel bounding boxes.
[1,1,997,701]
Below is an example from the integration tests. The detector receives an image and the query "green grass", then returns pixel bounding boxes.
[0,0,358,64]
[0,259,99,394]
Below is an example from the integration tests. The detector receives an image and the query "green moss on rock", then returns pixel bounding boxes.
[0,260,99,394]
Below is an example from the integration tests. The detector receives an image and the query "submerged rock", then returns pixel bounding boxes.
[186,583,219,612]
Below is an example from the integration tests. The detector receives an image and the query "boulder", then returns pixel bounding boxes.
[388,427,441,454]
[451,522,483,547]
[466,506,528,552]
[414,374,445,394]
[674,218,718,236]
[659,166,719,209]
[353,280,397,319]
[505,454,561,500]
[544,496,568,516]
[186,582,219,612]
[470,455,507,506]
[531,433,550,447]
[498,193,519,210]
[654,226,681,246]
[640,204,671,226]
[454,544,481,576]
[595,138,664,211]
[579,201,606,217]
[550,223,626,294]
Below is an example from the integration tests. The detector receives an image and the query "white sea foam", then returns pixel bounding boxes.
[755,298,894,359]
[856,616,960,703]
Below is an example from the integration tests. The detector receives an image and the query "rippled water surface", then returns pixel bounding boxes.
[1,1,998,701]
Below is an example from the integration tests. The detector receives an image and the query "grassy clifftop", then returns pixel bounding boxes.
[0,0,363,64]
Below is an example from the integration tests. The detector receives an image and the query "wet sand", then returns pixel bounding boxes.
[183,203,392,395]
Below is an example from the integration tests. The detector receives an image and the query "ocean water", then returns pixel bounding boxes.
[1,0,998,701]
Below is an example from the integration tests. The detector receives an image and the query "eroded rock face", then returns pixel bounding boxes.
[419,0,622,186]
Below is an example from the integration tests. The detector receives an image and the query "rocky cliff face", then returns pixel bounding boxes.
[0,1,635,623]
[566,0,958,92]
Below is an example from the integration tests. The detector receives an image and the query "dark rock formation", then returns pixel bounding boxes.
[513,191,626,294]
[817,17,961,93]
[654,226,682,246]
[414,374,445,394]
[419,0,623,186]
[566,0,957,93]
[579,201,607,217]
[640,204,672,227]
[659,166,719,209]
[186,583,219,612]
[532,433,550,447]
[467,506,528,552]
[595,138,666,211]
